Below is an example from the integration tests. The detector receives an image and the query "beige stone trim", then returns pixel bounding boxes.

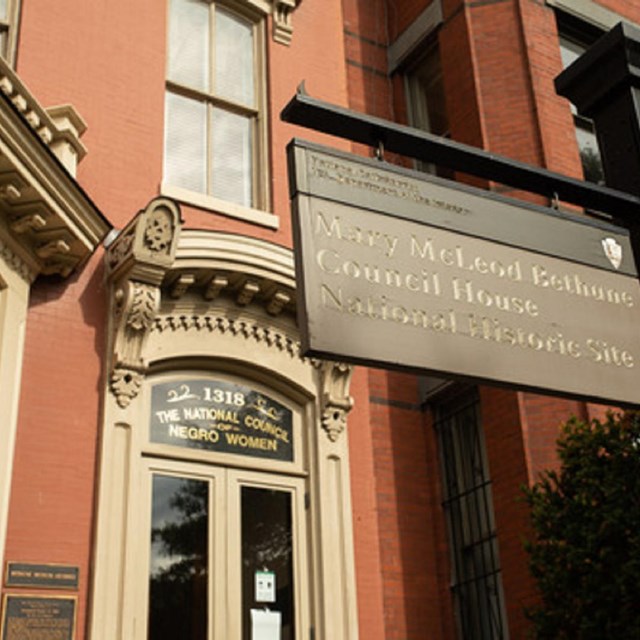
[161,183,279,229]
[1,0,21,66]
[0,57,109,276]
[92,207,359,639]
[106,198,182,407]
[45,104,88,177]
[0,257,29,577]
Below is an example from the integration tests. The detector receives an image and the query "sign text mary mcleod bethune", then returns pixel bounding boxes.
[288,140,640,405]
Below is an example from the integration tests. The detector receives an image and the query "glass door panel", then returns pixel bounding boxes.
[148,474,210,640]
[228,471,308,640]
[241,487,294,640]
[143,465,308,640]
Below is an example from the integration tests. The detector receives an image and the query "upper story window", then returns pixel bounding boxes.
[164,0,267,210]
[405,43,448,138]
[0,0,20,64]
[557,14,605,184]
[403,42,451,177]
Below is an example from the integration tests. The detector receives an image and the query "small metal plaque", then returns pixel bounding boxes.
[1,595,76,640]
[5,563,79,590]
[150,380,294,461]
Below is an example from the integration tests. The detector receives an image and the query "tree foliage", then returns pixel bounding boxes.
[523,411,640,639]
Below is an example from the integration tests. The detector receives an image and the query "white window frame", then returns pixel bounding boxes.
[162,0,275,228]
[0,0,21,65]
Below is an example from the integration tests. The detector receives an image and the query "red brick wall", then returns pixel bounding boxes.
[3,252,107,640]
[368,369,453,640]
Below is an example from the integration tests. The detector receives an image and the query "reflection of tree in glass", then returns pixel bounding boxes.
[148,476,208,640]
[242,520,292,568]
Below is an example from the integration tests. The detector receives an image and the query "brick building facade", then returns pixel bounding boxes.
[0,0,636,638]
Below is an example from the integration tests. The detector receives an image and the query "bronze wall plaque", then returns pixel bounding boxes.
[5,563,79,590]
[1,595,76,640]
[288,140,640,405]
[150,379,294,461]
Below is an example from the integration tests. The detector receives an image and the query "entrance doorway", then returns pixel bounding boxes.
[143,459,309,640]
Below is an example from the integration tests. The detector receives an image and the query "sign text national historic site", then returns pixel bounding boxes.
[288,140,640,405]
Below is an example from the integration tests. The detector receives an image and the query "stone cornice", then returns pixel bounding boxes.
[0,57,110,277]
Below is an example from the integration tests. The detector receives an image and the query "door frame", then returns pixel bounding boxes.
[139,458,309,640]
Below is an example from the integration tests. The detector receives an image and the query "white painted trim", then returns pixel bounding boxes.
[0,263,29,573]
[388,0,443,72]
[547,0,640,31]
[161,183,280,229]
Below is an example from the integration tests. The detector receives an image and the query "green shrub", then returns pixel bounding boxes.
[523,411,640,639]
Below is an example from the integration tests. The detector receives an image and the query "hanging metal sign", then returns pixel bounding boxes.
[288,139,640,405]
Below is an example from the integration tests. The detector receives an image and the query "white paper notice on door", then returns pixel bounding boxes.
[251,609,281,640]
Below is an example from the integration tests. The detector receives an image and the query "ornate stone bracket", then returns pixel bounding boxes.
[106,198,182,408]
[273,0,301,46]
[319,361,354,442]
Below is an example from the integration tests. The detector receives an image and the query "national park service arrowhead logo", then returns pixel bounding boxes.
[602,237,622,270]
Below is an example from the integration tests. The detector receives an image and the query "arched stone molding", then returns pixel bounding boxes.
[93,200,359,639]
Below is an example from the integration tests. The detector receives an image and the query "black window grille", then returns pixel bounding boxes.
[434,387,508,640]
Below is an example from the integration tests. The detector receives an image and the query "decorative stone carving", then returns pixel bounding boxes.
[0,55,110,280]
[109,368,144,409]
[106,198,182,407]
[237,280,260,306]
[170,274,195,299]
[273,0,301,46]
[144,205,175,253]
[0,238,36,282]
[319,361,354,442]
[10,213,47,234]
[204,274,228,300]
[36,239,70,259]
[106,198,181,284]
[154,313,302,359]
[266,290,291,316]
[0,181,21,201]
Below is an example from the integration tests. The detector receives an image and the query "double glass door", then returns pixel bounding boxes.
[143,460,308,640]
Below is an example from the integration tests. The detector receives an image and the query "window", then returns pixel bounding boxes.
[0,0,20,64]
[164,0,267,209]
[404,42,450,176]
[557,15,605,184]
[434,387,508,640]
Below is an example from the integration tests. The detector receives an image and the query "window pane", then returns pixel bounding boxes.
[575,123,604,184]
[211,108,253,207]
[215,7,255,107]
[0,0,7,22]
[168,0,209,91]
[148,475,209,640]
[164,92,207,193]
[241,487,294,640]
[408,48,448,136]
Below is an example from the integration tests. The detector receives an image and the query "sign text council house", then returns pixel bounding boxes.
[288,139,640,406]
